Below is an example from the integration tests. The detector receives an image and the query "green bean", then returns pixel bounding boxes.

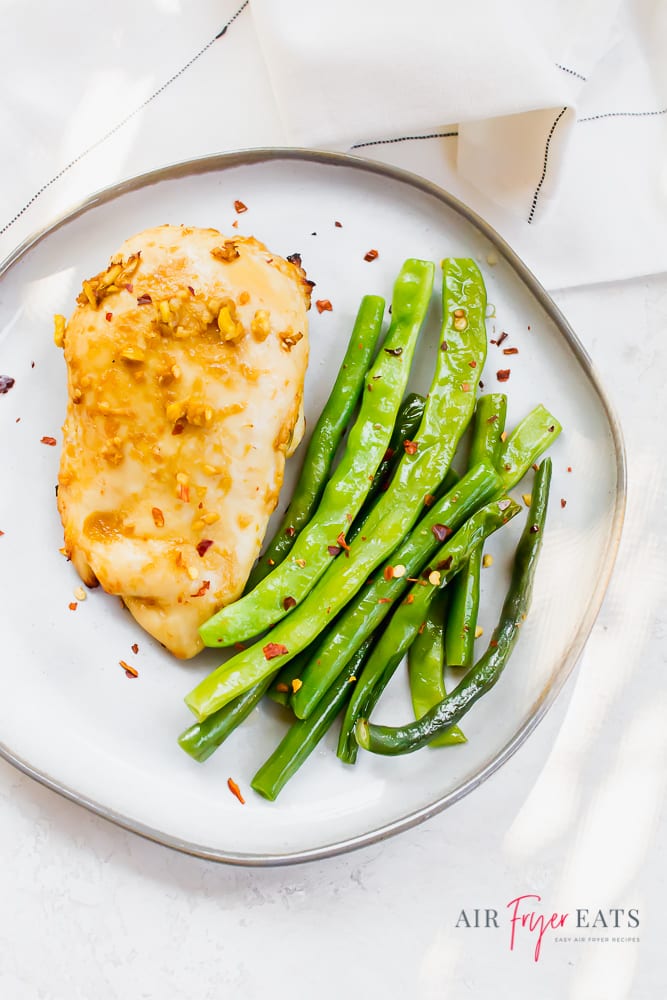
[445,394,507,669]
[245,295,385,591]
[349,392,425,539]
[178,673,275,763]
[251,639,373,801]
[199,259,434,647]
[338,496,522,763]
[407,591,466,747]
[291,402,558,721]
[355,460,552,755]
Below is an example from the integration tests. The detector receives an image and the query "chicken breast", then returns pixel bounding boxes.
[56,224,311,658]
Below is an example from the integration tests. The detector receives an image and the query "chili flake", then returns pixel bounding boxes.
[41,436,57,446]
[482,554,494,568]
[336,532,351,556]
[377,598,392,604]
[0,376,16,393]
[120,660,138,678]
[496,369,511,382]
[327,545,342,557]
[403,594,415,606]
[233,200,248,214]
[503,347,519,355]
[69,602,78,611]
[436,556,453,572]
[283,595,297,611]
[285,526,296,538]
[151,507,165,527]
[291,678,302,693]
[335,221,343,228]
[136,294,152,305]
[530,524,540,534]
[263,642,289,660]
[403,440,418,455]
[364,249,379,262]
[383,565,395,581]
[192,580,210,597]
[561,498,567,509]
[275,683,289,693]
[196,539,214,557]
[431,523,452,543]
[105,312,113,322]
[227,777,245,804]
[424,493,436,506]
[131,643,139,654]
[316,299,333,313]
[384,347,403,357]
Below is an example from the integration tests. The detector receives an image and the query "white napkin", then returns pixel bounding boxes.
[1,0,666,290]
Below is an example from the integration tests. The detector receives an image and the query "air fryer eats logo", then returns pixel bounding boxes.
[455,895,640,961]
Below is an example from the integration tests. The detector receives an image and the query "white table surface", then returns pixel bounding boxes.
[1,269,664,999]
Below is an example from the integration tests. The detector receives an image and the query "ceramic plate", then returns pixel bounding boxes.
[0,150,625,865]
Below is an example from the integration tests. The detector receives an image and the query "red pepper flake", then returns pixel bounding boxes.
[383,447,395,463]
[424,494,435,507]
[0,375,16,393]
[192,580,211,597]
[530,524,540,534]
[560,498,567,509]
[275,682,289,693]
[336,532,351,556]
[234,642,246,651]
[187,285,195,295]
[377,598,392,604]
[171,422,185,436]
[364,249,379,262]
[440,340,448,351]
[285,526,296,538]
[403,440,418,455]
[418,621,427,635]
[233,200,248,214]
[567,466,573,473]
[496,369,511,382]
[31,361,35,369]
[384,347,403,357]
[503,347,519,355]
[69,602,78,611]
[263,642,289,660]
[437,555,453,572]
[335,220,343,228]
[105,312,113,322]
[120,659,139,678]
[41,436,57,446]
[468,360,477,368]
[137,294,152,305]
[383,565,394,581]
[131,643,139,655]
[461,381,471,392]
[548,425,555,433]
[327,545,342,557]
[151,507,165,527]
[487,414,498,424]
[432,523,452,543]
[196,539,214,557]
[490,640,498,649]
[227,777,245,804]
[403,594,415,606]
[316,299,333,313]
[283,595,297,611]
[0,530,4,537]
[124,283,134,293]
[532,463,539,472]
[494,331,509,347]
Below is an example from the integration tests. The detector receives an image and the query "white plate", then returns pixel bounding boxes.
[0,150,625,865]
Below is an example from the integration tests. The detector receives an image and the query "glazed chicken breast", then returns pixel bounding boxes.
[56,224,311,658]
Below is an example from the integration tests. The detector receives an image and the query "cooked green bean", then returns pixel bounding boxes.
[445,394,507,669]
[199,259,434,647]
[338,496,521,763]
[245,295,385,591]
[291,403,559,721]
[355,460,552,755]
[251,639,374,801]
[408,591,466,747]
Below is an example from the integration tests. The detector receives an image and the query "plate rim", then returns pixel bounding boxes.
[0,146,627,866]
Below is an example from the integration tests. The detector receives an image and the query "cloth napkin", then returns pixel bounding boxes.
[1,0,665,290]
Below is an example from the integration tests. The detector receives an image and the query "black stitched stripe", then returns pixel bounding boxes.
[351,130,459,150]
[0,1,249,237]
[580,106,667,123]
[528,106,568,224]
[556,63,587,82]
